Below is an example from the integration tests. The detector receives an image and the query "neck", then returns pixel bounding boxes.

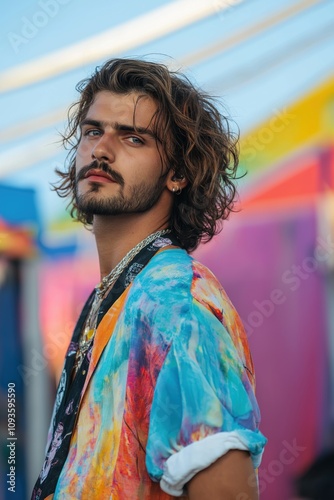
[92,212,170,280]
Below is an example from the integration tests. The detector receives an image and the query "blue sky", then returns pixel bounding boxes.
[0,0,333,226]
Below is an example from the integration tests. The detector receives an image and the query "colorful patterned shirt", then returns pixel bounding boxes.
[52,248,267,499]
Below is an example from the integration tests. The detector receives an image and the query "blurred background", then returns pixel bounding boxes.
[0,0,334,498]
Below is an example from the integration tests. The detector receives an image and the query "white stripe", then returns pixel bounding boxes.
[0,0,233,93]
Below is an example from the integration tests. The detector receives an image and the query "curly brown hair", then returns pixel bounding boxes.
[54,58,240,252]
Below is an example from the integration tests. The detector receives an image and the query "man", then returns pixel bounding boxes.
[32,58,266,499]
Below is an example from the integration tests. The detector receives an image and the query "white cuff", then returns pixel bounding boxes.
[160,430,262,497]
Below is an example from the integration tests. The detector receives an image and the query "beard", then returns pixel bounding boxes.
[75,161,167,216]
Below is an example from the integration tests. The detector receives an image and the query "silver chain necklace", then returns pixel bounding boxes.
[73,228,171,374]
[96,228,170,298]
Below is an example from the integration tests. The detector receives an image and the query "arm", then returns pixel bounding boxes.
[186,450,258,500]
[143,258,266,496]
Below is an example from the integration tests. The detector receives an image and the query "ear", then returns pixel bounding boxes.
[166,170,188,195]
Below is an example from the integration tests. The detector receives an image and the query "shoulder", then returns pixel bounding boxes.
[127,249,254,377]
[190,259,240,325]
[144,249,233,308]
[132,248,232,322]
[134,248,223,296]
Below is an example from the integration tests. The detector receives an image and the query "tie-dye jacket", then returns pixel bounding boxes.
[53,248,267,499]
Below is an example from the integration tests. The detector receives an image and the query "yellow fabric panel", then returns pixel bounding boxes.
[239,76,334,174]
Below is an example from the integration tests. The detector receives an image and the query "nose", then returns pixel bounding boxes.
[91,134,115,163]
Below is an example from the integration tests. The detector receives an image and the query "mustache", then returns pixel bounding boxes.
[76,160,124,187]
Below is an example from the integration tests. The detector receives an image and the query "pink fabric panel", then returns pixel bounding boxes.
[195,206,328,500]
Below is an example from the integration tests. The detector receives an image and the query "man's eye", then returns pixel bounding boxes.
[128,136,144,145]
[84,129,101,137]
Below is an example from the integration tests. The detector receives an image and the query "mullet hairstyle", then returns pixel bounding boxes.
[54,58,240,252]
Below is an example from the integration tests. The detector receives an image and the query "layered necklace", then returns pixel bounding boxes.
[73,229,171,375]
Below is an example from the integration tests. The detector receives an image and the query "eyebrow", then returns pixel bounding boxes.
[80,119,158,141]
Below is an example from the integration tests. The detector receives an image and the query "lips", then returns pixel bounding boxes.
[84,169,115,182]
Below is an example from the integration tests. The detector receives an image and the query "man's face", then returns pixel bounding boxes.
[75,90,169,217]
